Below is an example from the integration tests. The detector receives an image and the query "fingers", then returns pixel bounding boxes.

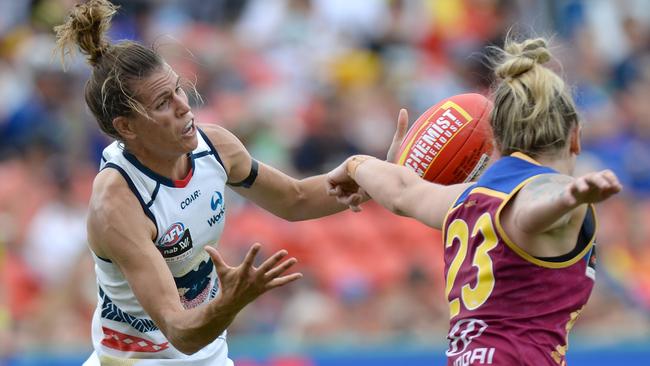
[257,249,288,274]
[569,170,623,204]
[600,170,623,192]
[386,108,409,162]
[266,273,303,290]
[327,184,343,197]
[264,257,298,279]
[205,246,229,277]
[584,171,622,193]
[241,243,261,270]
[393,109,409,144]
[344,192,365,212]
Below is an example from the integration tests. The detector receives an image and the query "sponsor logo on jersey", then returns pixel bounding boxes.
[210,191,224,211]
[180,189,201,209]
[207,191,225,227]
[452,347,496,366]
[158,222,194,262]
[446,318,488,356]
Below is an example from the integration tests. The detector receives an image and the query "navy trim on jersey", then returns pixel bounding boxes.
[95,254,112,263]
[103,163,158,239]
[536,206,596,263]
[101,154,107,163]
[191,151,212,159]
[198,128,226,169]
[229,159,259,188]
[146,182,161,208]
[121,150,196,188]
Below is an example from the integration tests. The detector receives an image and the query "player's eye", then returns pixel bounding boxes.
[156,98,169,110]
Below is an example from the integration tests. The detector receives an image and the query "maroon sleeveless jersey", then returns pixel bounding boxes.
[443,153,597,366]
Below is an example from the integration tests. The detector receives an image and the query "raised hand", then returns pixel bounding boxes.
[386,108,409,163]
[205,243,302,311]
[564,169,622,207]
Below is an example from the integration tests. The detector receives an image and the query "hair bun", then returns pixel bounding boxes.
[496,37,551,80]
[520,38,551,64]
[54,0,118,67]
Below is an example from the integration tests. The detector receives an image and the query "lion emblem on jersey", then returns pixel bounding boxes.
[446,318,488,356]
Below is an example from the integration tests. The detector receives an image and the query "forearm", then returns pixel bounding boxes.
[351,157,420,215]
[287,174,358,220]
[161,298,240,355]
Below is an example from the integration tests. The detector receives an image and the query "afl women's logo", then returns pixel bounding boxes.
[157,222,194,262]
[159,223,185,247]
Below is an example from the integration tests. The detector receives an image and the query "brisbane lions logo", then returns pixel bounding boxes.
[446,318,488,356]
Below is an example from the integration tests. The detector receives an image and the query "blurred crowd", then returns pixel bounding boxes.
[1,0,650,359]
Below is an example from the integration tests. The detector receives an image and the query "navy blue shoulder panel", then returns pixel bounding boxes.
[197,128,226,170]
[453,155,557,206]
[476,156,557,193]
[102,163,158,239]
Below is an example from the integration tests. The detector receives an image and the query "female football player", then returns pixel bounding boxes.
[327,36,622,365]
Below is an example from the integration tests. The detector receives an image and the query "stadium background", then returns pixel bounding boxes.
[1,0,649,365]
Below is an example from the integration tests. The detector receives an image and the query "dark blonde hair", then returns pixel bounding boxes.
[54,0,163,140]
[488,36,578,157]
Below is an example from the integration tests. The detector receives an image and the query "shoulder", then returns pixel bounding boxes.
[517,173,573,197]
[88,168,156,256]
[198,123,242,148]
[89,168,136,213]
[198,123,252,181]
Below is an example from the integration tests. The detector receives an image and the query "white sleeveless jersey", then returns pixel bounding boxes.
[85,129,233,366]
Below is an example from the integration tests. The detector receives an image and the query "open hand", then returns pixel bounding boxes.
[205,243,302,311]
[564,169,622,206]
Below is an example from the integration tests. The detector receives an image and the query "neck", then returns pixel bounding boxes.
[125,143,191,180]
[531,150,575,176]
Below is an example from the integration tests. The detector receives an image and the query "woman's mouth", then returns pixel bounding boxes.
[182,119,195,135]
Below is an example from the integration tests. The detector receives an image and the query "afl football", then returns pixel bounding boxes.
[397,93,494,185]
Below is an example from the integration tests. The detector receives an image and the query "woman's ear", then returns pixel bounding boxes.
[569,124,581,155]
[113,116,136,141]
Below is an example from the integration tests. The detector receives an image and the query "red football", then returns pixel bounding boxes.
[397,93,494,185]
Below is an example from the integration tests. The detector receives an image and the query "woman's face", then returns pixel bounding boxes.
[129,63,198,156]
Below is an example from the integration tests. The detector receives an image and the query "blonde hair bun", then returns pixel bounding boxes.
[496,38,551,80]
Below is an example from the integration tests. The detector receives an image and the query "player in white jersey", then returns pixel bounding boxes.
[54,1,402,365]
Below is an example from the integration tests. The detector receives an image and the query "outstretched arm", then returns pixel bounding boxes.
[507,170,622,235]
[199,110,408,221]
[327,156,471,230]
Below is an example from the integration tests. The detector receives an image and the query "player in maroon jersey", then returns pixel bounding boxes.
[326,37,622,365]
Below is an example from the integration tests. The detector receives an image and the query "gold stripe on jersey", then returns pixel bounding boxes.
[469,187,508,200]
[494,175,598,269]
[510,152,542,165]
